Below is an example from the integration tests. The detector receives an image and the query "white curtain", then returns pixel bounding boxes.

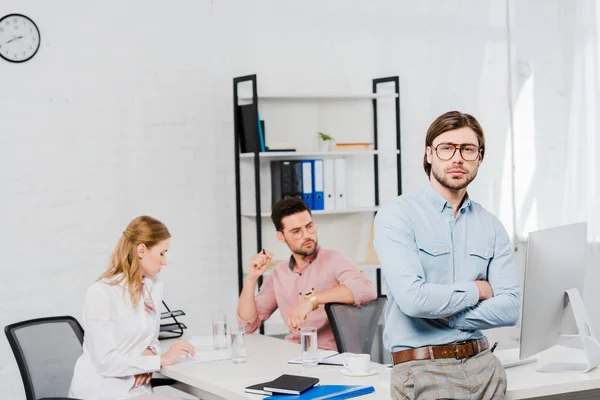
[509,0,600,332]
[562,0,600,332]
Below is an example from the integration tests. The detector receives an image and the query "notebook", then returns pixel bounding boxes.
[263,374,319,395]
[288,350,344,365]
[245,381,273,395]
[263,385,375,400]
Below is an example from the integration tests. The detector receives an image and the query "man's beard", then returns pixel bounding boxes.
[431,164,478,191]
[290,238,318,257]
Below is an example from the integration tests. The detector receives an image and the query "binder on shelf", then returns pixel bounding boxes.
[302,160,314,209]
[323,159,335,211]
[271,161,303,207]
[257,110,266,152]
[291,161,303,200]
[334,158,347,210]
[239,104,261,153]
[312,159,324,211]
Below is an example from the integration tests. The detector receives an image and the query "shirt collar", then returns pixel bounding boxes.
[288,245,321,271]
[424,184,472,213]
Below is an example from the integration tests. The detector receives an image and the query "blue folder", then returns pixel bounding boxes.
[264,384,374,400]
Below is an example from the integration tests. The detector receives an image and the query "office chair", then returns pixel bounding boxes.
[325,296,388,363]
[5,316,84,400]
[5,316,175,400]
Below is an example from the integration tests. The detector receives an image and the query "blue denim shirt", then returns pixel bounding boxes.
[374,185,520,351]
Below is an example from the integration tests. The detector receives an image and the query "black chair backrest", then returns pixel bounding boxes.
[5,316,84,400]
[325,297,387,360]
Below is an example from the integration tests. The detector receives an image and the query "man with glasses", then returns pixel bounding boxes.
[374,111,520,399]
[237,197,377,350]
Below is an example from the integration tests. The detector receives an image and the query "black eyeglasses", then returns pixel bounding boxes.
[433,143,481,161]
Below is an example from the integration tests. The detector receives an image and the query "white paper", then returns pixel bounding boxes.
[176,349,231,364]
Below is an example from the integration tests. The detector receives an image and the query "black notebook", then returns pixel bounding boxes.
[245,381,273,395]
[263,374,319,395]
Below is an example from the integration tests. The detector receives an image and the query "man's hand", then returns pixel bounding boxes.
[475,280,494,300]
[286,299,313,331]
[246,250,273,282]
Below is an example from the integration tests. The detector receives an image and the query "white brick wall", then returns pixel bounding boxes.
[1,0,583,398]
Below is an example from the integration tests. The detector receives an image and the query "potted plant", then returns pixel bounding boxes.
[316,132,335,152]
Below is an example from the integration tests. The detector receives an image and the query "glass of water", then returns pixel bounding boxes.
[231,323,247,364]
[300,326,318,367]
[212,312,228,350]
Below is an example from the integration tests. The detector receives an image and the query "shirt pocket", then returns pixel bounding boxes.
[467,245,495,279]
[417,241,451,283]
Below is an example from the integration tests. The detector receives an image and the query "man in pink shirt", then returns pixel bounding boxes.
[237,198,378,351]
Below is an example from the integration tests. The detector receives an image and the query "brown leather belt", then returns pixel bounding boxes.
[392,338,489,365]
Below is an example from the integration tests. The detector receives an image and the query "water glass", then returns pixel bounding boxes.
[212,312,228,350]
[300,326,318,367]
[231,324,247,364]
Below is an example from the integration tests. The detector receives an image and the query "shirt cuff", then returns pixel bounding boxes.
[236,312,261,333]
[341,279,377,306]
[456,281,479,307]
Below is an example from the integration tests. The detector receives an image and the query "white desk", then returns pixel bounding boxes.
[160,335,600,400]
[161,334,389,400]
[497,347,600,399]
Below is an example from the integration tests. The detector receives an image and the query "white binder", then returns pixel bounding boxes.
[334,158,346,210]
[323,159,335,211]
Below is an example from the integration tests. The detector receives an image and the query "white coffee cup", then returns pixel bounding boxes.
[343,353,371,374]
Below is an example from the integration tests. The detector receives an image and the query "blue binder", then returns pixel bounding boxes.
[264,385,374,400]
[257,110,266,152]
[301,160,314,209]
[312,159,325,211]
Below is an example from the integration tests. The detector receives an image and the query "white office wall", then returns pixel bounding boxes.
[0,0,584,397]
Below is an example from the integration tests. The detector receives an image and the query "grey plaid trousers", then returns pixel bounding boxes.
[390,349,507,400]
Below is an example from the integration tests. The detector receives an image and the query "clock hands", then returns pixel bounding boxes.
[4,35,24,45]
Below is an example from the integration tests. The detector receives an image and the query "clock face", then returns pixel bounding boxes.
[0,14,41,63]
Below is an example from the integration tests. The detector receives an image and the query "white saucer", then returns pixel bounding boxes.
[340,368,379,377]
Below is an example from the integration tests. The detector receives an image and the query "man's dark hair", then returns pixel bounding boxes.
[271,197,311,231]
[423,111,485,176]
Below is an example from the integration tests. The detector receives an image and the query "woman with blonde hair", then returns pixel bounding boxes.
[69,216,195,400]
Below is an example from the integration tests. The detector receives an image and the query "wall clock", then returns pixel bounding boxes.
[0,14,41,63]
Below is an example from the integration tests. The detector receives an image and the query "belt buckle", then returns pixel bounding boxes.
[452,341,472,360]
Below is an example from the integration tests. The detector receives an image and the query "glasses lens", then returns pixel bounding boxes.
[460,145,479,161]
[436,144,455,161]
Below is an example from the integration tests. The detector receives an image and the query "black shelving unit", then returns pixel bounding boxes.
[233,75,402,333]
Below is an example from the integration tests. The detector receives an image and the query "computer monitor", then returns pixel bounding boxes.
[519,222,600,372]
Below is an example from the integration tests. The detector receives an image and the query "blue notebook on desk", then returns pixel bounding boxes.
[264,385,374,400]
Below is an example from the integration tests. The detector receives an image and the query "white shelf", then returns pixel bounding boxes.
[237,92,398,100]
[239,150,399,160]
[241,206,379,218]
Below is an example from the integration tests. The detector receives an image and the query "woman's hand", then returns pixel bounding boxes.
[134,372,152,387]
[160,340,196,366]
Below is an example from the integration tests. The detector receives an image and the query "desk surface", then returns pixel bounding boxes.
[161,334,600,400]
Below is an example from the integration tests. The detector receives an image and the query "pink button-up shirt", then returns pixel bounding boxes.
[238,247,377,351]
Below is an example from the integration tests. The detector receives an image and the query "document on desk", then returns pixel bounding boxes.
[288,350,344,366]
[176,335,231,364]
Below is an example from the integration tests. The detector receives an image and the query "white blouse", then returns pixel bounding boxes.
[68,275,163,400]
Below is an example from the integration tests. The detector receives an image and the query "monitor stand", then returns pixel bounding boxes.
[537,288,600,373]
